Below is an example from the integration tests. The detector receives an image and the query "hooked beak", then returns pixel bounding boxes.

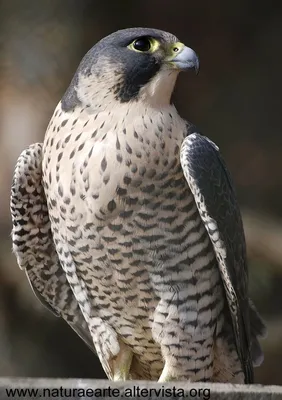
[166,43,199,74]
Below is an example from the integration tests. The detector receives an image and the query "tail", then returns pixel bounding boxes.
[249,299,267,367]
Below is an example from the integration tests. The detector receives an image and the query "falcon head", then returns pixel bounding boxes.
[62,28,199,110]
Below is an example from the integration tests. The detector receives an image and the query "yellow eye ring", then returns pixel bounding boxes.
[128,37,160,53]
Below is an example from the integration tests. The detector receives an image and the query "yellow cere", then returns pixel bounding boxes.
[165,42,185,61]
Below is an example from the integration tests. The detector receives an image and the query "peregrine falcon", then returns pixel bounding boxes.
[11,27,266,383]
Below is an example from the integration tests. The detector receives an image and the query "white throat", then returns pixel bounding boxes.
[139,69,179,108]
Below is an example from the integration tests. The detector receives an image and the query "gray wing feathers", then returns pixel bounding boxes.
[26,271,60,317]
[248,299,267,366]
[180,131,266,383]
[10,143,96,354]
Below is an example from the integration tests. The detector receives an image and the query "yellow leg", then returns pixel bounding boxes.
[158,362,175,382]
[112,340,133,381]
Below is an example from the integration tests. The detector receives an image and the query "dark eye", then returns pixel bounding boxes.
[133,37,151,52]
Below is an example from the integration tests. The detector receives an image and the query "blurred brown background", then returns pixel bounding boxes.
[0,0,281,385]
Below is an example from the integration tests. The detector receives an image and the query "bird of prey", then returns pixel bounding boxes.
[11,27,266,383]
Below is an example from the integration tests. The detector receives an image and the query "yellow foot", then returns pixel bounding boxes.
[158,363,175,382]
[113,340,133,381]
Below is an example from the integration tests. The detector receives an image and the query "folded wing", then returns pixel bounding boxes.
[10,143,96,354]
